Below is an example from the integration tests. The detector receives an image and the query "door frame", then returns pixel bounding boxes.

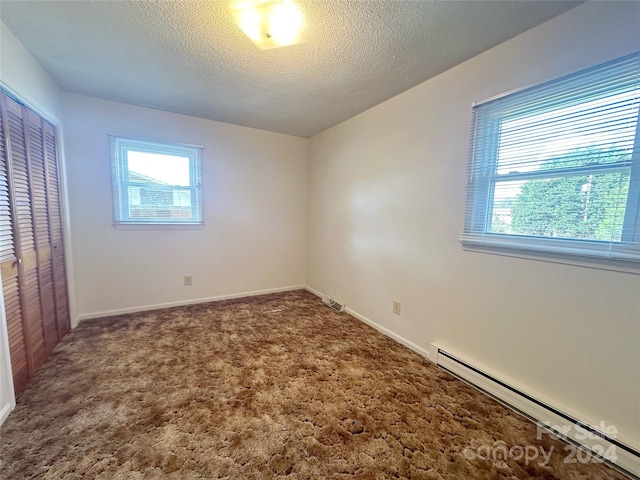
[0,282,16,424]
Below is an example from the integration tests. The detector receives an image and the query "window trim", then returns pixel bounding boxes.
[461,52,640,274]
[461,242,640,275]
[109,135,204,227]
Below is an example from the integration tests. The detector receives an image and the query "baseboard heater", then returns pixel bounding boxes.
[428,344,640,479]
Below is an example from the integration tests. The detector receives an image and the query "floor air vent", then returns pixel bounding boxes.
[322,295,346,312]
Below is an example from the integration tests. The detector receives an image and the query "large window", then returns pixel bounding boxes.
[462,52,640,271]
[110,136,203,226]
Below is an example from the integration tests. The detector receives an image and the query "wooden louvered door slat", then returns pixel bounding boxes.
[5,95,47,375]
[27,110,58,353]
[0,97,30,394]
[43,121,70,336]
[1,89,70,394]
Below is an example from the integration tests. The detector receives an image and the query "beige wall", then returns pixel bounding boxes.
[63,93,308,319]
[306,1,640,448]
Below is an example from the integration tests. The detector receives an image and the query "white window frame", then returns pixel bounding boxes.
[461,52,640,273]
[110,135,203,228]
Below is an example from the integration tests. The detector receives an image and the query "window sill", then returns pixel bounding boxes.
[461,241,640,275]
[113,223,205,230]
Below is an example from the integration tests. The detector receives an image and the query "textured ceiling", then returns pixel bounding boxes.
[0,1,581,137]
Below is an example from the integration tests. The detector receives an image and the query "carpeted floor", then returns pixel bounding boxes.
[0,290,629,479]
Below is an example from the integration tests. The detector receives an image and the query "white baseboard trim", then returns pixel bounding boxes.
[345,307,430,359]
[76,285,306,322]
[0,401,14,426]
[304,286,430,359]
[304,285,323,298]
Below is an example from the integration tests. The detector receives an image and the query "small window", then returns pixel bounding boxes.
[110,136,203,226]
[462,52,640,271]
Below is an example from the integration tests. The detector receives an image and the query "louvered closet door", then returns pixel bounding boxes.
[43,120,69,336]
[5,95,47,377]
[0,90,70,394]
[27,110,59,353]
[0,97,30,393]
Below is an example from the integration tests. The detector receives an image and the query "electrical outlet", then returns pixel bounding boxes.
[393,300,401,315]
[184,275,192,286]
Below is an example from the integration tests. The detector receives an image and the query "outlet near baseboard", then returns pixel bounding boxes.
[184,276,192,286]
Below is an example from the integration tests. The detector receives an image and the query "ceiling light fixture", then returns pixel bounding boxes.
[228,0,306,50]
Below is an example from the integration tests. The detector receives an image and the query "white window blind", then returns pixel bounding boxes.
[110,136,203,226]
[462,51,640,271]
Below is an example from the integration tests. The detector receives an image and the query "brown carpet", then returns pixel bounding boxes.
[0,290,629,479]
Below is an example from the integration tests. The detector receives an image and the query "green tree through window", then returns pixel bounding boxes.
[507,149,630,242]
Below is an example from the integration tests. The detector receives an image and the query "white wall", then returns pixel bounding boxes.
[0,21,66,422]
[307,1,640,450]
[63,93,308,320]
[0,21,63,123]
